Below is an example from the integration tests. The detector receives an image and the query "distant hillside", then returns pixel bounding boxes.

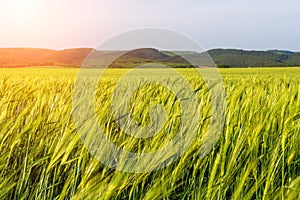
[108,48,192,68]
[0,48,92,68]
[0,47,300,68]
[208,49,300,68]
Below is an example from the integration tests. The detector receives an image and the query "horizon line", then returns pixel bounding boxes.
[0,46,299,53]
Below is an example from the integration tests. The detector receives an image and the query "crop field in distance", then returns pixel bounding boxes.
[1,67,300,199]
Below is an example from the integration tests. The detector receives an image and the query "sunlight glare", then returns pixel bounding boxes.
[5,0,39,21]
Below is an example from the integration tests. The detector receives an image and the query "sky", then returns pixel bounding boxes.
[0,0,299,51]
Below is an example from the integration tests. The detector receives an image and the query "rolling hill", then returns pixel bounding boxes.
[0,48,300,68]
[208,49,300,68]
[0,48,92,68]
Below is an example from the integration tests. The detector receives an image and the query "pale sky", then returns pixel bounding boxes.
[0,0,299,51]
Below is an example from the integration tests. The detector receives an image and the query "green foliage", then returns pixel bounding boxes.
[209,49,300,68]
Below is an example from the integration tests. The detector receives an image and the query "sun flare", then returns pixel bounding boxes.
[4,0,39,21]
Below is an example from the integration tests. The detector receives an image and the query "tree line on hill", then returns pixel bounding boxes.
[208,49,300,68]
[0,48,299,68]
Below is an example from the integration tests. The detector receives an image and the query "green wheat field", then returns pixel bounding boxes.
[1,67,300,199]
